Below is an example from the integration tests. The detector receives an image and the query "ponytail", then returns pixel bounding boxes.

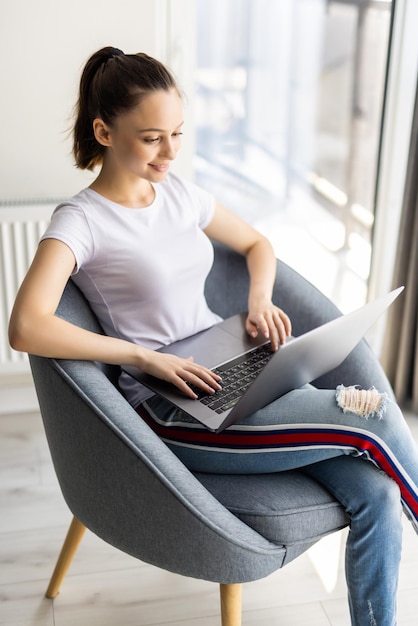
[73,46,178,171]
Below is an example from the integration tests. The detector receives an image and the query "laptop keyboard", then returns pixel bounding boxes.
[193,343,274,414]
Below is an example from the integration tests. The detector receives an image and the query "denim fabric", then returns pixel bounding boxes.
[142,385,418,626]
[304,456,402,626]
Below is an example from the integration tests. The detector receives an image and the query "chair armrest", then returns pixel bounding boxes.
[206,242,394,396]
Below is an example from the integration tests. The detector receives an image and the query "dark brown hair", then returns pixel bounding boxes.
[73,46,179,171]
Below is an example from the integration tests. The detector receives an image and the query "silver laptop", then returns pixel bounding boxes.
[124,286,403,432]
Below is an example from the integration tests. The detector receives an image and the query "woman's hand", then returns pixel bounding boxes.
[139,351,222,399]
[203,203,292,352]
[246,299,292,351]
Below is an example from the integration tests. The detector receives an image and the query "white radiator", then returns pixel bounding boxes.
[0,202,56,377]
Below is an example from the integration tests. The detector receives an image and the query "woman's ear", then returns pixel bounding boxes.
[93,118,112,147]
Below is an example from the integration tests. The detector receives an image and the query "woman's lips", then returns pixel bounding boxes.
[149,163,170,173]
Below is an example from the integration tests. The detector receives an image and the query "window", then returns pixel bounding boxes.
[195,0,392,311]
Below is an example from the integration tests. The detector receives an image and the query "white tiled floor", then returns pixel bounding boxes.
[1,407,417,626]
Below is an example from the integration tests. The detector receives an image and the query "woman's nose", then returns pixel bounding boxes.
[160,138,177,160]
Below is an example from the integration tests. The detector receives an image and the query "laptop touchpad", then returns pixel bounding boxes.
[158,325,251,369]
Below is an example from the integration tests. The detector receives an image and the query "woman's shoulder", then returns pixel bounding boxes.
[160,172,192,193]
[45,188,107,242]
[158,174,216,226]
[52,188,91,216]
[51,188,120,226]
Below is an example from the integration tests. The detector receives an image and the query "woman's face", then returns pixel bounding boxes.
[97,88,184,182]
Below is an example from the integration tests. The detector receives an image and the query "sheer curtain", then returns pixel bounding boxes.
[380,77,418,413]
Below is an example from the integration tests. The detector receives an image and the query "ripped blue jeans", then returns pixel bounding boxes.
[137,384,418,626]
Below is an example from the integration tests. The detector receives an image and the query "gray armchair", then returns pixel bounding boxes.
[29,243,393,625]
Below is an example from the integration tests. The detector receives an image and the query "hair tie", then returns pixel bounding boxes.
[109,47,124,58]
[95,47,124,74]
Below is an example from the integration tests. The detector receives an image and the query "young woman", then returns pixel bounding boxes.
[9,46,418,625]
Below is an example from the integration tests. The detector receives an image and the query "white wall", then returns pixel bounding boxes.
[0,0,196,409]
[0,0,195,202]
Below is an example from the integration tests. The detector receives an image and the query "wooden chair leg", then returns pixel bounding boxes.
[45,516,86,598]
[220,583,242,626]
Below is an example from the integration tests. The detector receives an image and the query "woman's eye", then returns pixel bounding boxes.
[143,132,183,144]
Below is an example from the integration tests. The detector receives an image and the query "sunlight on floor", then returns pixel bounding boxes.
[307,529,346,594]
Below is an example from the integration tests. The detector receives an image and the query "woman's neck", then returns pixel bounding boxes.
[89,169,155,209]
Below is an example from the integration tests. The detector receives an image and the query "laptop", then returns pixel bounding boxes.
[124,286,403,432]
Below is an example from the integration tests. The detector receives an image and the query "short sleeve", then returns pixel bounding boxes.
[40,202,94,273]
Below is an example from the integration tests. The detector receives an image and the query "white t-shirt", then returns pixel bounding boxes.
[41,174,222,407]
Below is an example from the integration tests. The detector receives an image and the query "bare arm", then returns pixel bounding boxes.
[204,203,292,350]
[8,239,220,398]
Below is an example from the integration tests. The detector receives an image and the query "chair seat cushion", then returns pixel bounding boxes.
[195,470,349,547]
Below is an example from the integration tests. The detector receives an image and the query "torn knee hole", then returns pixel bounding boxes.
[336,385,389,419]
